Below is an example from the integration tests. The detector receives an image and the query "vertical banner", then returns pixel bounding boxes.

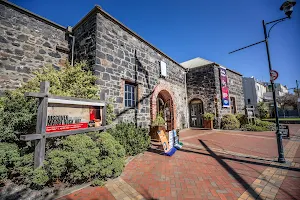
[219,67,230,107]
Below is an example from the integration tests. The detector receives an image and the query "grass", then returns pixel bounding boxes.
[262,118,300,121]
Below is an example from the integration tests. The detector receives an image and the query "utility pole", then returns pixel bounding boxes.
[297,80,300,117]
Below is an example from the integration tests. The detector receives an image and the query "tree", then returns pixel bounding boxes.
[257,102,269,119]
[277,93,298,110]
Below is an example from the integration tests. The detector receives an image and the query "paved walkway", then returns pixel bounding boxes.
[59,125,300,200]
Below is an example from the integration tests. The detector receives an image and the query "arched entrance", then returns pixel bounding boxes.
[151,83,176,131]
[189,99,204,128]
[156,90,174,131]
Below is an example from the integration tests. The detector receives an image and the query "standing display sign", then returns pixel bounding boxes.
[20,81,110,168]
[279,125,289,138]
[219,67,230,107]
[168,131,174,148]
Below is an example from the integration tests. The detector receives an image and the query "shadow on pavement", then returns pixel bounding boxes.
[199,139,263,200]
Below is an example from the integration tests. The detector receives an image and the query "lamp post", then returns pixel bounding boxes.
[229,1,296,163]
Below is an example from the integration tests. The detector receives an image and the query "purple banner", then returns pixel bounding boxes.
[219,67,230,107]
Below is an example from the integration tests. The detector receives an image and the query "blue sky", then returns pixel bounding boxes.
[12,0,300,89]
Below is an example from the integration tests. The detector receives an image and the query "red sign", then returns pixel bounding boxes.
[270,70,279,81]
[46,122,88,133]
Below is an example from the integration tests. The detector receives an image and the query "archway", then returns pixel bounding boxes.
[189,99,204,128]
[151,84,176,131]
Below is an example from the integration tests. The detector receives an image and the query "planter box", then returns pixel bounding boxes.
[203,120,213,129]
[149,126,165,141]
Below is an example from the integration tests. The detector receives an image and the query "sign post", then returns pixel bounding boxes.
[21,81,110,168]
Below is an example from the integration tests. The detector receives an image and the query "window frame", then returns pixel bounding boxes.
[124,82,137,108]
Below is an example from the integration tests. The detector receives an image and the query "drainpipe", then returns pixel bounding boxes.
[185,69,189,128]
[67,26,75,66]
[69,34,75,66]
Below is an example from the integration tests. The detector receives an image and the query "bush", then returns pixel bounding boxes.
[241,119,276,131]
[108,123,150,156]
[257,102,269,119]
[0,143,20,181]
[45,132,125,184]
[151,112,165,126]
[94,132,125,178]
[0,62,99,146]
[203,113,215,120]
[221,114,240,130]
[32,167,49,187]
[235,114,248,126]
[241,124,265,131]
[255,119,276,131]
[45,134,100,183]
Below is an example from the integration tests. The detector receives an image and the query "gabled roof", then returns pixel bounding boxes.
[180,57,213,69]
[180,57,242,76]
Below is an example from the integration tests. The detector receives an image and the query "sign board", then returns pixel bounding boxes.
[279,125,289,138]
[157,130,171,153]
[46,98,104,133]
[219,67,230,107]
[160,61,167,77]
[168,131,174,148]
[20,81,109,169]
[270,70,279,81]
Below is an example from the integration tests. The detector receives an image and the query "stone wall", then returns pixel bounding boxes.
[73,14,96,70]
[0,1,69,93]
[72,9,188,128]
[187,64,245,128]
[187,64,216,114]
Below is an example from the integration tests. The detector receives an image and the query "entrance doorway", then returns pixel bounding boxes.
[156,90,174,131]
[189,99,204,128]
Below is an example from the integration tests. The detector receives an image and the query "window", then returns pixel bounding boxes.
[247,99,251,104]
[124,83,136,107]
[230,97,237,114]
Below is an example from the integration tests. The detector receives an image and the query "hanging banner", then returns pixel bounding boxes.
[219,67,230,107]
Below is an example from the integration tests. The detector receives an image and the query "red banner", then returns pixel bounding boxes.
[46,122,88,133]
[219,67,230,107]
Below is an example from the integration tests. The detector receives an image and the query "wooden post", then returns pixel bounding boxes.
[34,81,49,168]
[102,104,107,127]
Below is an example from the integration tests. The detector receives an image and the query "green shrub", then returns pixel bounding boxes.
[241,124,265,131]
[0,62,99,146]
[0,143,20,181]
[221,114,240,130]
[46,134,100,183]
[108,123,150,156]
[92,132,125,178]
[203,113,215,120]
[241,119,276,131]
[235,114,248,126]
[151,112,165,126]
[45,132,125,184]
[257,102,269,119]
[91,178,105,186]
[14,153,34,184]
[32,167,49,187]
[255,119,276,131]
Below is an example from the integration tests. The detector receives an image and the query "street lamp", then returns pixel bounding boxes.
[229,1,296,163]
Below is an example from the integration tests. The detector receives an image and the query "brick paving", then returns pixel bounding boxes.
[58,125,300,200]
[58,186,115,200]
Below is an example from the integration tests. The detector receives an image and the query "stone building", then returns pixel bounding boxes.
[181,58,245,128]
[0,1,245,129]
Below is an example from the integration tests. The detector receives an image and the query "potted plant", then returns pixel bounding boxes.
[150,112,166,141]
[203,113,215,129]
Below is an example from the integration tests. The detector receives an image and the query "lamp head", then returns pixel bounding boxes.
[280,0,296,17]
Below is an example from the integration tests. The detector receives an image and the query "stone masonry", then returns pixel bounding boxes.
[72,6,188,128]
[0,1,245,129]
[187,63,245,127]
[0,1,69,93]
